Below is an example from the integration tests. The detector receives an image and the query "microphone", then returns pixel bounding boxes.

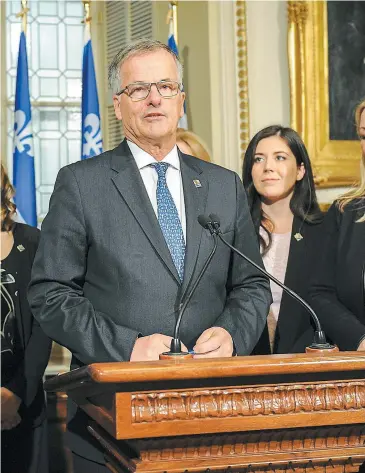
[199,213,335,351]
[163,217,218,357]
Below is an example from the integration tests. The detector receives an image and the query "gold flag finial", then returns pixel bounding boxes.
[166,1,178,47]
[82,0,92,24]
[16,0,30,35]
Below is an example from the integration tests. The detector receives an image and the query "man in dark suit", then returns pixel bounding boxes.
[28,39,271,472]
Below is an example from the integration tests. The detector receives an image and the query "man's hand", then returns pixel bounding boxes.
[193,327,233,358]
[130,334,188,361]
[1,387,22,430]
[357,339,365,351]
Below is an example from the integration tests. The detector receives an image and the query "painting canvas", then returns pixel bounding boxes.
[288,0,364,187]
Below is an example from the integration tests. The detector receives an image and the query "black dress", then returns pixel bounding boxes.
[309,201,365,350]
[1,223,51,473]
[252,216,324,355]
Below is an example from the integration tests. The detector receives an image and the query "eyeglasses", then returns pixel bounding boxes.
[116,80,182,102]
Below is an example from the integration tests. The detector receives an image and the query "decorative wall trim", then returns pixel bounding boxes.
[236,0,250,161]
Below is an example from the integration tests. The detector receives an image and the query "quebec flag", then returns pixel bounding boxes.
[13,32,37,227]
[168,17,188,129]
[81,23,102,160]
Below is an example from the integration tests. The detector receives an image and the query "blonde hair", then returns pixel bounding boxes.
[337,99,365,222]
[1,163,16,232]
[176,128,211,163]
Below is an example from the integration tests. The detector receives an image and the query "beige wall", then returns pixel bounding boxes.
[179,1,213,151]
[153,1,169,43]
[246,0,290,136]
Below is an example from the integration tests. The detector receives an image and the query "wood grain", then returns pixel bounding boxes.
[44,352,365,391]
[44,353,365,472]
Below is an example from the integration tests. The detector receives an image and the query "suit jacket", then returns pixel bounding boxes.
[2,223,51,426]
[252,217,324,355]
[29,140,271,461]
[309,201,365,350]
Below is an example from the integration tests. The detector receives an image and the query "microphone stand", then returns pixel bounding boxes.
[160,230,218,359]
[207,214,338,353]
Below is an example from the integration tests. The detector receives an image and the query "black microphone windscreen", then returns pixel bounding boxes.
[198,214,211,229]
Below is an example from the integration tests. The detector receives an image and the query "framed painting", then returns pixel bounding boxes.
[287,1,364,187]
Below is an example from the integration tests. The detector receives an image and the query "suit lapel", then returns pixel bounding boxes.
[179,153,209,299]
[276,217,308,351]
[110,140,180,283]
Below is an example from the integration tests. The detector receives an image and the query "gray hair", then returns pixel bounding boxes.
[108,38,184,95]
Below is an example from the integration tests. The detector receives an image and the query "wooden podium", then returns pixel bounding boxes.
[44,352,365,473]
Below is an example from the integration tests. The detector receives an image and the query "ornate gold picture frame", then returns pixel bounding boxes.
[236,0,250,161]
[288,1,361,188]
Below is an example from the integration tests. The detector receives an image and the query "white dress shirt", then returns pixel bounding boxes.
[127,141,186,242]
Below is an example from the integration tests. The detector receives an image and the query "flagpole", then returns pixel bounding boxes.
[167,1,178,46]
[166,1,187,130]
[14,0,37,226]
[171,2,178,46]
[81,0,103,160]
[16,0,29,35]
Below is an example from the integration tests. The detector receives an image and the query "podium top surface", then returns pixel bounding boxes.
[44,352,365,393]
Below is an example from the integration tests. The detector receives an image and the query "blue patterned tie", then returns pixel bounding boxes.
[152,162,185,281]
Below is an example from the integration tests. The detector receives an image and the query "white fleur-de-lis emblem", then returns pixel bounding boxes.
[13,110,34,157]
[83,113,102,158]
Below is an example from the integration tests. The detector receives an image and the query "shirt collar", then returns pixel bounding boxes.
[127,140,180,171]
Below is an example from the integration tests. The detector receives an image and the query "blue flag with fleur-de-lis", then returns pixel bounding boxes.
[167,16,188,129]
[13,31,37,227]
[81,23,102,160]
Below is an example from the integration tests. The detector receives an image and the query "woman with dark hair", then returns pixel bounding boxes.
[1,163,51,472]
[242,125,323,354]
[309,99,365,352]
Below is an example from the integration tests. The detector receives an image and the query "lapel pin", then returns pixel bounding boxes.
[294,233,303,242]
[193,179,202,188]
[17,244,25,252]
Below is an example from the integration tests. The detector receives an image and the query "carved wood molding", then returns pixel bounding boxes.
[136,460,365,473]
[134,425,365,459]
[89,422,365,472]
[131,381,365,423]
[236,0,250,160]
